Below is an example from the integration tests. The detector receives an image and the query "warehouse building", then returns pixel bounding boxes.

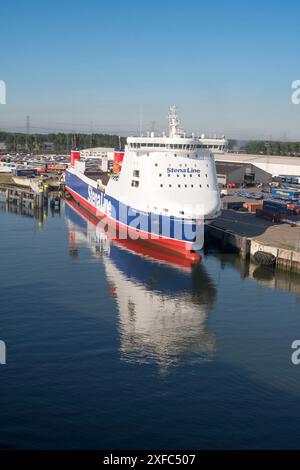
[216,162,272,187]
[215,152,300,178]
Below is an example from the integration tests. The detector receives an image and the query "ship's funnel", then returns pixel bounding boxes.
[114,148,125,164]
[70,149,80,166]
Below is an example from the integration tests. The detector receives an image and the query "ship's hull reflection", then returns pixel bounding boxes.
[65,199,217,371]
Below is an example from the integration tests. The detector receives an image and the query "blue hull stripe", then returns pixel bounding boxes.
[66,171,198,243]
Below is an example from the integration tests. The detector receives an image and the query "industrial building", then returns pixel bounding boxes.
[215,153,300,178]
[216,162,272,187]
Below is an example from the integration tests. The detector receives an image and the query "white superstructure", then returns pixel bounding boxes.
[106,106,220,220]
[198,135,228,154]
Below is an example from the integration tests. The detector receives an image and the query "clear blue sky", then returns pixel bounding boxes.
[1,0,300,139]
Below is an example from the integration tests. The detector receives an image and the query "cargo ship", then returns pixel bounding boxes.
[65,106,221,257]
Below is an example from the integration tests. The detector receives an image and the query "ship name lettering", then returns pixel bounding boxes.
[88,186,112,216]
[167,167,200,174]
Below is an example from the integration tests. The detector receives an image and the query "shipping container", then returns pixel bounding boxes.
[280,176,300,184]
[271,188,300,199]
[12,169,38,177]
[263,199,288,214]
[243,202,263,213]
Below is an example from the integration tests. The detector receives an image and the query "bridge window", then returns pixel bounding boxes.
[133,170,140,177]
[131,180,139,188]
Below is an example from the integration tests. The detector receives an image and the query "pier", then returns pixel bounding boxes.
[0,179,64,216]
[207,205,300,273]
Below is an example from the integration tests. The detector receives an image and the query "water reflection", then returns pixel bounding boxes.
[65,199,217,370]
[0,194,61,227]
[207,250,300,299]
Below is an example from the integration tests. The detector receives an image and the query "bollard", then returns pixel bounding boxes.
[38,189,44,208]
[43,184,49,209]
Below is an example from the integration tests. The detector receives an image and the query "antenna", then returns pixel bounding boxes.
[168,105,184,138]
[139,106,143,136]
[90,121,93,148]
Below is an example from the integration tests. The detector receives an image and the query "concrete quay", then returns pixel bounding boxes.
[207,208,300,273]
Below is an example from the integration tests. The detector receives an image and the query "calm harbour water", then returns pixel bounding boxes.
[1,198,300,450]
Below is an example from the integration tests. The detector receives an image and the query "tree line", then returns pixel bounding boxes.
[0,131,126,153]
[1,131,300,157]
[241,140,300,156]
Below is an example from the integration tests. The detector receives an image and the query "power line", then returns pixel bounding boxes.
[26,115,30,149]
